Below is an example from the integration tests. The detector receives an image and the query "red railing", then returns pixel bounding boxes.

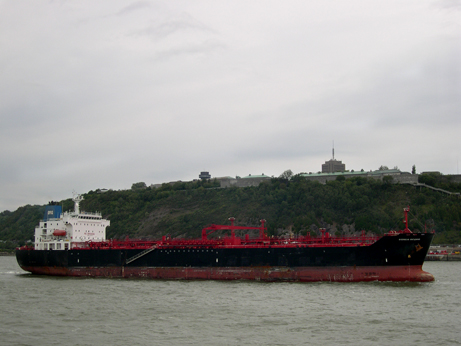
[65,231,382,250]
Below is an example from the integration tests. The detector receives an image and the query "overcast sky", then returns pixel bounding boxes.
[1,0,460,212]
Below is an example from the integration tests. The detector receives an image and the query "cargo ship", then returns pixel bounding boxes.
[16,195,434,282]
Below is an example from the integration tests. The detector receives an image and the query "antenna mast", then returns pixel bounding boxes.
[332,141,335,160]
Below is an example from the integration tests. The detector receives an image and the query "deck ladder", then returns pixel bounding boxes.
[125,245,157,265]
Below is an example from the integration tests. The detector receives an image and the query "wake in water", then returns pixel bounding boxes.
[1,270,24,275]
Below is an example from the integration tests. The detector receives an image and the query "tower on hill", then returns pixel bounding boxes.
[321,144,345,173]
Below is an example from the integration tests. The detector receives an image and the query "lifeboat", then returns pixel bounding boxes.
[53,230,66,237]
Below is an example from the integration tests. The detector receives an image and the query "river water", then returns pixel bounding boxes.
[1,256,460,346]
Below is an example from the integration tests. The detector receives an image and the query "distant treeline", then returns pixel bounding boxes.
[1,172,460,249]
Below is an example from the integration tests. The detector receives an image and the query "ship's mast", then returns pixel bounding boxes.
[403,206,411,233]
[73,193,83,214]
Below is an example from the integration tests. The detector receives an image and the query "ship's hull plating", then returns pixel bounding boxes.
[16,232,434,282]
[17,264,433,282]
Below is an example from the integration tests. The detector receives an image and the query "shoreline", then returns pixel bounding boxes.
[426,254,461,261]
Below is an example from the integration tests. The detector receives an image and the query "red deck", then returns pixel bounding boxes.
[65,218,383,251]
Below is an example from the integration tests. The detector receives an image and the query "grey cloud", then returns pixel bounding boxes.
[0,1,459,211]
[432,0,461,10]
[116,1,152,16]
[143,20,214,40]
[152,40,226,61]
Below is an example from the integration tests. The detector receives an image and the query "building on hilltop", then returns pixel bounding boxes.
[315,145,416,184]
[219,174,272,188]
[322,146,345,173]
[300,169,417,184]
[322,159,346,173]
[199,171,211,180]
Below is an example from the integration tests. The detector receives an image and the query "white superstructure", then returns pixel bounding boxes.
[34,194,110,250]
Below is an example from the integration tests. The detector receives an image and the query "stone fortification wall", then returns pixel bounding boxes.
[445,174,461,183]
[302,172,419,185]
[219,178,238,188]
[394,174,418,184]
[219,172,418,187]
[303,175,336,184]
[219,177,271,188]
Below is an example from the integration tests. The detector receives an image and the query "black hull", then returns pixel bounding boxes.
[16,232,434,282]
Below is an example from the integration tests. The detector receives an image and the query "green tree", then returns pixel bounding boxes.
[279,169,293,181]
[2,173,461,245]
[383,176,394,185]
[419,173,437,187]
[131,182,147,190]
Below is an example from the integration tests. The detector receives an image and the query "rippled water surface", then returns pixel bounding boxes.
[1,256,460,346]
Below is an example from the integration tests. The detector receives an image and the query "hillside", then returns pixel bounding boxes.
[1,173,461,251]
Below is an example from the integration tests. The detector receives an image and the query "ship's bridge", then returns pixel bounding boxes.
[34,195,110,250]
